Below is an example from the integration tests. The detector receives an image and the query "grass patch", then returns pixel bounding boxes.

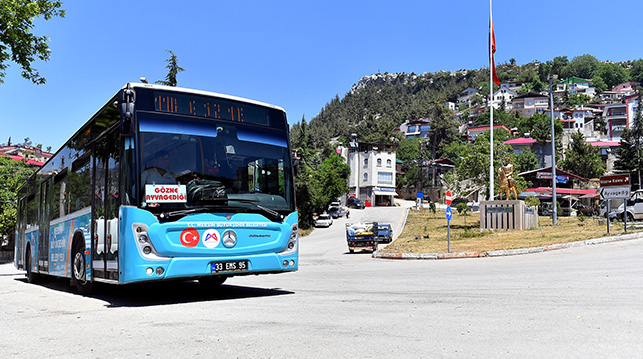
[380,208,643,254]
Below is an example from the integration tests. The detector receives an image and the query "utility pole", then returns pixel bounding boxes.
[549,74,558,225]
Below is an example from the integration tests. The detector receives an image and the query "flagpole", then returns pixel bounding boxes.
[489,0,494,201]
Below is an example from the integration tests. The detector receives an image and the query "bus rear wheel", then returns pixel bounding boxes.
[25,247,40,284]
[72,241,93,294]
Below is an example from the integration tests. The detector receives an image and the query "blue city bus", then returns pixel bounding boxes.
[14,83,298,293]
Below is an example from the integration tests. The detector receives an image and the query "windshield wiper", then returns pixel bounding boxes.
[226,198,284,222]
[158,206,221,220]
[157,198,284,222]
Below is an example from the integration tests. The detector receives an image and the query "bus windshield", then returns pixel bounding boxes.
[137,116,294,217]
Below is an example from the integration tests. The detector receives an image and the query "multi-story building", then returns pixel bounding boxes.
[555,77,595,97]
[604,101,628,140]
[511,92,549,118]
[467,124,510,141]
[457,87,479,108]
[399,118,430,139]
[489,87,517,111]
[342,142,397,206]
[499,81,523,93]
[504,137,553,168]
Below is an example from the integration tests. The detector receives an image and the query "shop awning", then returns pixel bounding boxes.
[373,190,398,197]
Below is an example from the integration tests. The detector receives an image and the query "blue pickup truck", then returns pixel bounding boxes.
[375,224,393,243]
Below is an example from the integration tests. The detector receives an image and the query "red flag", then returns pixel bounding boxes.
[489,17,500,85]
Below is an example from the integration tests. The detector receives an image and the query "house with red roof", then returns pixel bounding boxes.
[0,145,52,166]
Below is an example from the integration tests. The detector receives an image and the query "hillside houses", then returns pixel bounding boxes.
[400,79,642,186]
[0,145,53,166]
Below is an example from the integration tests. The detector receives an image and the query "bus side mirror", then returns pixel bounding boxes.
[119,86,136,136]
[293,159,300,176]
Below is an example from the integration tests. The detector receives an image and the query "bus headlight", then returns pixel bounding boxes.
[279,224,298,256]
[132,223,169,261]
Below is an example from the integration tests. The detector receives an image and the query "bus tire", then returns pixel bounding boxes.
[72,240,93,294]
[198,276,227,287]
[25,246,40,284]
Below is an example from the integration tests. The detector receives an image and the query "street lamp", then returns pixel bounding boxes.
[548,74,558,225]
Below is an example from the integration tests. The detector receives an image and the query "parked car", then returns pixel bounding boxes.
[328,206,347,218]
[572,203,595,217]
[347,197,365,209]
[314,214,333,227]
[599,203,618,221]
[616,190,643,221]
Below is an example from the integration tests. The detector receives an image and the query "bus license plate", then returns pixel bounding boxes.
[211,260,248,273]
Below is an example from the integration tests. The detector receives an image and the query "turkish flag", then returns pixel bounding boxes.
[490,17,500,86]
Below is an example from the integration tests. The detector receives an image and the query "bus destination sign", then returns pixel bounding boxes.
[153,91,271,127]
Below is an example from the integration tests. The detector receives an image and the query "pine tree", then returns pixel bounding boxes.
[560,131,605,179]
[156,50,185,87]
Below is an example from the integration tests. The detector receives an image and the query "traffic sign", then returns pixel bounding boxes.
[446,206,453,221]
[600,186,631,200]
[600,174,630,187]
[445,190,452,206]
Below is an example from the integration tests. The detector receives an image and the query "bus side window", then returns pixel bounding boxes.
[68,152,92,212]
[51,169,67,220]
[26,194,37,230]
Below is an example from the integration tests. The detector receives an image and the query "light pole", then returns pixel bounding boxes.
[549,75,558,225]
[351,134,359,201]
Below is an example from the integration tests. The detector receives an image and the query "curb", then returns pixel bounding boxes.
[372,231,643,260]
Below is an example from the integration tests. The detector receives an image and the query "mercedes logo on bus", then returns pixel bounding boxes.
[222,230,238,248]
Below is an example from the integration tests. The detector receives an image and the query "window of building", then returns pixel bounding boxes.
[364,158,368,167]
[386,159,392,167]
[363,173,368,181]
[378,172,393,184]
[377,158,382,167]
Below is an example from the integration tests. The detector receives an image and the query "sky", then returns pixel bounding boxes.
[1,0,643,152]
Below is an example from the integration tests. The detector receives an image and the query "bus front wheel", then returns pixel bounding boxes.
[72,241,93,294]
[198,276,227,287]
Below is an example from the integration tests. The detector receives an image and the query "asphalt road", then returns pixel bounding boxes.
[1,204,642,358]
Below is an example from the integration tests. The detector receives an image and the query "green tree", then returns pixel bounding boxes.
[426,101,459,160]
[597,62,629,89]
[317,154,350,207]
[519,113,563,167]
[560,131,605,179]
[539,56,569,81]
[630,59,643,84]
[456,202,469,229]
[591,75,608,93]
[561,54,600,80]
[0,0,65,84]
[0,156,36,240]
[156,50,185,87]
[513,149,539,173]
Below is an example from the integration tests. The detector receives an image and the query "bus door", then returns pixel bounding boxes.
[15,198,26,269]
[38,177,51,272]
[92,131,120,280]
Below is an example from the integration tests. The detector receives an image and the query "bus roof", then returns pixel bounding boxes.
[126,83,286,113]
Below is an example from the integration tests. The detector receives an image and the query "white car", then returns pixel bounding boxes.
[616,190,643,221]
[314,214,333,227]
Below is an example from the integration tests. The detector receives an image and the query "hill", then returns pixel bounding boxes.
[290,55,643,152]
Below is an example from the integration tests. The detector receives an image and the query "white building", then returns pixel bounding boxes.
[489,87,517,110]
[341,142,397,206]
